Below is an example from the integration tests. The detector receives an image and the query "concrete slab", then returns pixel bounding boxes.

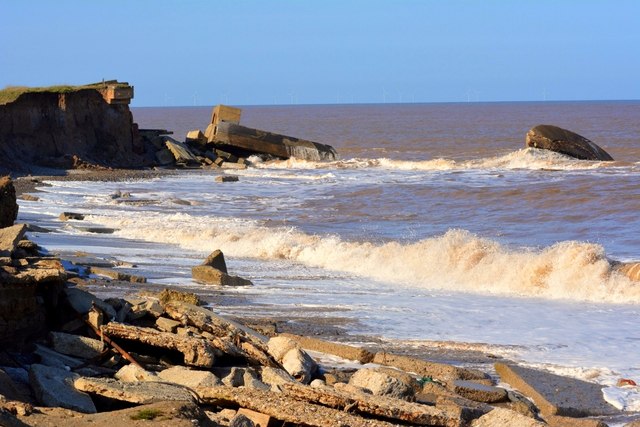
[495,363,619,417]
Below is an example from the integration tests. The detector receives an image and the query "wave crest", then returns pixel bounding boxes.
[252,148,613,172]
[88,213,639,304]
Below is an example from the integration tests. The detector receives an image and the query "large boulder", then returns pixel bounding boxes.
[525,125,613,161]
[0,176,18,228]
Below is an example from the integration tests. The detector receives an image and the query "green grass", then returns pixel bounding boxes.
[0,81,129,105]
[130,408,164,421]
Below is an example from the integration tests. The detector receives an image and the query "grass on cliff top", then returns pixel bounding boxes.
[0,81,128,105]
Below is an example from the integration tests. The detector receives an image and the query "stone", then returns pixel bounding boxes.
[525,125,614,161]
[267,336,298,361]
[333,382,373,395]
[156,316,181,333]
[49,331,105,359]
[280,333,374,364]
[158,288,203,306]
[164,137,199,165]
[471,407,545,426]
[29,364,96,413]
[59,212,85,221]
[64,287,117,320]
[73,377,194,404]
[34,344,84,369]
[115,364,157,382]
[20,194,39,202]
[210,104,243,126]
[280,348,317,385]
[613,262,640,282]
[237,408,271,427]
[191,265,252,286]
[544,415,609,427]
[348,367,415,400]
[204,123,217,142]
[202,249,228,273]
[196,385,399,427]
[0,224,26,257]
[155,148,175,165]
[125,298,163,320]
[0,368,25,401]
[373,352,488,382]
[495,363,619,417]
[230,413,256,427]
[158,366,221,388]
[101,322,216,368]
[221,162,248,170]
[260,367,296,388]
[90,266,146,283]
[186,129,206,146]
[16,400,208,427]
[0,177,18,228]
[450,379,508,403]
[86,306,104,330]
[215,175,239,182]
[216,367,261,388]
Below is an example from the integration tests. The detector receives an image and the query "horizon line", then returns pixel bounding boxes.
[131,98,640,108]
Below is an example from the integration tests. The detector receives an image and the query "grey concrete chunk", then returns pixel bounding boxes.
[450,379,508,403]
[156,316,181,333]
[115,364,158,382]
[349,367,415,400]
[495,363,619,417]
[158,366,221,388]
[202,249,228,273]
[64,287,117,319]
[261,367,296,388]
[191,265,252,286]
[0,224,26,257]
[34,344,84,369]
[471,407,545,426]
[74,376,193,404]
[50,331,104,359]
[29,364,96,413]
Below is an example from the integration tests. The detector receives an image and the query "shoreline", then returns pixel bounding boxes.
[13,168,505,369]
[9,168,640,425]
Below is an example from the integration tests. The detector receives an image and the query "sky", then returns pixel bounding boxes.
[1,1,639,107]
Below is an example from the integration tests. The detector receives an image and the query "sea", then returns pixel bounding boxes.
[18,101,640,413]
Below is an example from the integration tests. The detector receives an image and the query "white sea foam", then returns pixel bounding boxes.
[86,212,639,304]
[253,148,613,172]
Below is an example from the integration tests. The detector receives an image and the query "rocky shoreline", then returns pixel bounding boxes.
[1,175,639,426]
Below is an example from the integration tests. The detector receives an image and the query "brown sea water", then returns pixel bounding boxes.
[134,101,640,260]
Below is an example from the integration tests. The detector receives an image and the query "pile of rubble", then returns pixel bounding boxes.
[142,105,338,170]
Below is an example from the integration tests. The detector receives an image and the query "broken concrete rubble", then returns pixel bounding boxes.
[29,364,96,414]
[495,363,619,417]
[73,376,194,404]
[191,248,252,286]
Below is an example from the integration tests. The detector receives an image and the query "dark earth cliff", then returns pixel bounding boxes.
[0,83,153,173]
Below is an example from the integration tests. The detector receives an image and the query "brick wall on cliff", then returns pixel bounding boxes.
[0,89,151,172]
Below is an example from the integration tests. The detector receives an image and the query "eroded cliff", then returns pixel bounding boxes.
[0,82,152,173]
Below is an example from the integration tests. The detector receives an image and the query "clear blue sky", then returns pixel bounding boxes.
[2,1,639,106]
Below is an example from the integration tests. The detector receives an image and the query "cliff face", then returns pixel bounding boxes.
[0,87,150,172]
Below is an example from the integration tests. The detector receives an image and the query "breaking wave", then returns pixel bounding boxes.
[88,212,639,304]
[252,148,620,172]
